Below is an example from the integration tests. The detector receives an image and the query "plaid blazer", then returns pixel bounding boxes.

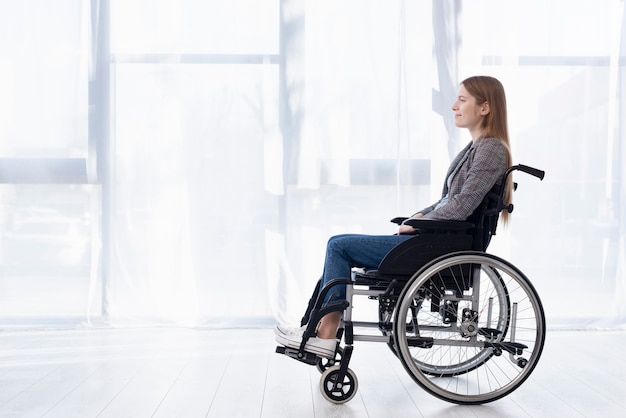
[420,137,509,221]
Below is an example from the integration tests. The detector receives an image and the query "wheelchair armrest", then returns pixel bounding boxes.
[390,217,408,225]
[390,217,474,231]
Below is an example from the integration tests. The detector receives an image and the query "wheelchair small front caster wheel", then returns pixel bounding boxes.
[317,346,344,373]
[320,366,358,404]
[517,357,528,368]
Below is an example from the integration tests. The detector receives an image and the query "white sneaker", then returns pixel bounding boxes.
[274,324,307,336]
[274,333,338,358]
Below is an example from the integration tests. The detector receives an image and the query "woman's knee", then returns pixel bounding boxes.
[326,234,355,253]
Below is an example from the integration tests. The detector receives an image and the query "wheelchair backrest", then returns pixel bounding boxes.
[467,185,502,251]
[469,163,546,251]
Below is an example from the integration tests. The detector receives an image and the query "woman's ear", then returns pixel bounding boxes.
[480,101,490,116]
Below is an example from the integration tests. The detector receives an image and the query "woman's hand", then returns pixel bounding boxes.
[398,213,423,235]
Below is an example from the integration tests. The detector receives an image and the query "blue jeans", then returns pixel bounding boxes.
[320,233,414,305]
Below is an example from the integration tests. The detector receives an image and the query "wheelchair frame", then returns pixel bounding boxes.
[276,164,546,405]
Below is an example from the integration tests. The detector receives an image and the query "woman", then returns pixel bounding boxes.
[275,75,513,358]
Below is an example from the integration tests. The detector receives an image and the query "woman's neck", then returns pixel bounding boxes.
[470,130,484,142]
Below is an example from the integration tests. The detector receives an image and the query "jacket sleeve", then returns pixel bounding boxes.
[421,138,508,221]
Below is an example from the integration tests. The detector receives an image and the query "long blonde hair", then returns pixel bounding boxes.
[461,76,513,224]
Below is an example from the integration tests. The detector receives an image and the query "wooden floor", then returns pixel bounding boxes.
[0,327,624,417]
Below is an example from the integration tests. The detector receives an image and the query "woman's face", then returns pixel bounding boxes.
[452,84,488,137]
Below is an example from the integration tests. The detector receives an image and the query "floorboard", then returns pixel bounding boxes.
[0,327,624,417]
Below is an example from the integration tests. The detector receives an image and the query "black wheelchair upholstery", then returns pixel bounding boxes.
[370,180,505,277]
[355,164,543,291]
[351,177,504,302]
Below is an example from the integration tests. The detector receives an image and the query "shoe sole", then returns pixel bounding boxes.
[274,334,335,359]
[273,325,306,336]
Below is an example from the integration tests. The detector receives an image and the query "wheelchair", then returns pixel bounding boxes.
[276,164,546,405]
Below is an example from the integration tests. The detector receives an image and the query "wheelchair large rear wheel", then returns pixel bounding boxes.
[404,263,510,377]
[393,251,545,404]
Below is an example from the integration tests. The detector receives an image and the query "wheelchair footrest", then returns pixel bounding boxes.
[275,345,319,365]
[484,341,528,356]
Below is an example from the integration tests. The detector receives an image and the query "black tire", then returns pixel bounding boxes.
[319,366,359,404]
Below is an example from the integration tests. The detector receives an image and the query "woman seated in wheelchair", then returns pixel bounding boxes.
[275,75,514,359]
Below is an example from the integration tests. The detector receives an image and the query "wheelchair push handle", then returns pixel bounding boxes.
[509,164,545,181]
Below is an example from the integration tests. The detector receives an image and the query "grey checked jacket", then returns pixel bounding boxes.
[419,137,509,221]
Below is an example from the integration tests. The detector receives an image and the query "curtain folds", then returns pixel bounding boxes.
[0,0,624,330]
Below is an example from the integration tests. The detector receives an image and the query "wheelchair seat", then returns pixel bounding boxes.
[358,180,503,281]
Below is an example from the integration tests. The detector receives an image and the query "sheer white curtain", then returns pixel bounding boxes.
[0,0,97,326]
[0,0,624,330]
